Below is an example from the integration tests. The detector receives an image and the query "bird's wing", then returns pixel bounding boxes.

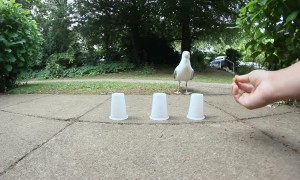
[190,69,194,80]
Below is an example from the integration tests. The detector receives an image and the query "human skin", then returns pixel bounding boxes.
[231,62,300,109]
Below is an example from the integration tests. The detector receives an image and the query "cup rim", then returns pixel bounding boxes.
[149,115,169,121]
[186,115,205,121]
[109,115,129,121]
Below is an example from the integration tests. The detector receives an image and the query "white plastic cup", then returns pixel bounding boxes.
[150,93,169,121]
[187,93,205,121]
[109,93,128,121]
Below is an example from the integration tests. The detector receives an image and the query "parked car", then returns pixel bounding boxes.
[209,56,226,69]
[238,61,264,69]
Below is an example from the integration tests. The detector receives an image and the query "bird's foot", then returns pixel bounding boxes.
[174,91,181,95]
[184,91,192,95]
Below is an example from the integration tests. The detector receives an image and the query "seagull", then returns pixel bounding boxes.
[173,51,194,95]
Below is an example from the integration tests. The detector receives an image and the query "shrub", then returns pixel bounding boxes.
[138,64,156,74]
[191,50,207,71]
[237,65,255,75]
[0,0,42,92]
[19,62,136,79]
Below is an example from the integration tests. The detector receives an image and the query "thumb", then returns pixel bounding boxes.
[234,74,250,84]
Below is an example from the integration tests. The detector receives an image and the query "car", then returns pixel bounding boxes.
[210,56,226,69]
[209,60,222,69]
[238,61,264,69]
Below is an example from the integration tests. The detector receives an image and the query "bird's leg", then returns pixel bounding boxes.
[174,81,181,94]
[184,81,191,95]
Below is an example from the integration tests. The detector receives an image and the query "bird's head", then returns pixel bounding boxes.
[182,51,190,60]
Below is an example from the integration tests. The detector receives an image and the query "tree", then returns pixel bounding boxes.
[72,0,244,65]
[226,48,241,71]
[159,0,244,53]
[0,0,42,92]
[41,0,73,56]
[237,0,300,69]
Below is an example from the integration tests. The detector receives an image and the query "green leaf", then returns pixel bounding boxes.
[0,35,5,41]
[8,54,16,62]
[285,11,299,25]
[12,39,26,45]
[258,0,267,6]
[5,64,13,72]
[5,49,12,53]
[251,51,261,59]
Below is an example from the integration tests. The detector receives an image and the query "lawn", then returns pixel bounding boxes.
[75,68,234,83]
[10,68,234,95]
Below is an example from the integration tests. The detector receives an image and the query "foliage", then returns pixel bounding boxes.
[18,62,136,79]
[72,0,244,65]
[190,50,207,71]
[236,65,255,75]
[237,0,300,69]
[138,64,156,75]
[0,0,42,92]
[226,48,242,71]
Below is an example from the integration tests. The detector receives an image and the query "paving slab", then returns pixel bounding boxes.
[189,82,231,95]
[0,111,69,173]
[1,122,299,180]
[2,95,110,120]
[0,94,50,109]
[205,95,297,119]
[245,112,300,152]
[79,95,236,124]
[0,93,299,180]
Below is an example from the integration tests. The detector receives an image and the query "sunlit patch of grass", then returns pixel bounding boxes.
[9,81,177,95]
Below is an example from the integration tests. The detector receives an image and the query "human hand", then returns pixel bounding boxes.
[231,70,274,109]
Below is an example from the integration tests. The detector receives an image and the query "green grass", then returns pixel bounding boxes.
[78,68,234,84]
[10,68,233,94]
[9,81,177,95]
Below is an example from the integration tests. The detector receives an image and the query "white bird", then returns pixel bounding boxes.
[173,51,194,95]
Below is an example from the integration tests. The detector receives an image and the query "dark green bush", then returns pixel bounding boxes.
[191,50,207,71]
[138,64,156,74]
[237,65,255,75]
[18,62,136,80]
[0,0,42,92]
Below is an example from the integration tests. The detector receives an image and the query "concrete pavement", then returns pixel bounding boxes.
[0,82,299,180]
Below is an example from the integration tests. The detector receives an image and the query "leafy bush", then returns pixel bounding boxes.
[19,62,136,79]
[0,0,42,92]
[191,50,207,71]
[138,64,156,74]
[237,0,300,68]
[236,65,255,75]
[226,48,241,71]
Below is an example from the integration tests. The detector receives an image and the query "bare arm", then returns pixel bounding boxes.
[232,62,300,109]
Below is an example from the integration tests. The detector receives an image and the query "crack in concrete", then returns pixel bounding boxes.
[259,130,299,154]
[206,101,299,154]
[0,95,111,123]
[75,119,236,125]
[74,96,111,121]
[241,121,299,154]
[0,96,111,177]
[0,94,52,109]
[237,110,298,121]
[0,121,75,177]
[0,109,72,122]
[205,100,239,120]
[0,93,298,177]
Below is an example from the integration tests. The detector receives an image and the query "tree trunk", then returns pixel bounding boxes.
[129,25,142,64]
[180,1,191,53]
